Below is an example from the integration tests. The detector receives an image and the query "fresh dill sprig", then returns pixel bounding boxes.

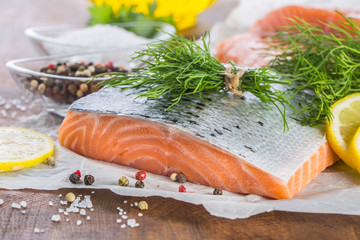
[96,33,293,129]
[267,12,360,126]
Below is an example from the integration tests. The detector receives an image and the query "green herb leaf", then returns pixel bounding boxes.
[267,12,360,126]
[95,33,293,130]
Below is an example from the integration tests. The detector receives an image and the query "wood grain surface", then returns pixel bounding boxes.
[1,1,360,240]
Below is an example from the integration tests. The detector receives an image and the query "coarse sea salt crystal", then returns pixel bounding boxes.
[0,199,4,205]
[122,215,128,219]
[116,219,122,223]
[12,202,21,209]
[66,218,70,222]
[90,208,94,212]
[49,201,54,206]
[91,191,95,194]
[58,209,64,213]
[72,207,80,213]
[134,202,138,207]
[34,227,40,233]
[127,219,136,227]
[76,220,82,226]
[58,194,62,198]
[51,214,61,222]
[60,200,68,205]
[86,216,91,221]
[80,209,86,216]
[21,210,26,214]
[138,213,143,217]
[121,224,126,229]
[124,200,127,204]
[20,201,27,208]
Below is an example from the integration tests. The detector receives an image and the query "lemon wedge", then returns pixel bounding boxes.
[0,127,54,172]
[325,93,360,170]
[348,128,360,172]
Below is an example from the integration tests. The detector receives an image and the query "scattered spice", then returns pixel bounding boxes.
[213,188,223,195]
[135,170,146,181]
[135,180,144,188]
[69,173,80,184]
[118,176,129,186]
[84,175,95,185]
[74,170,81,177]
[51,214,61,222]
[176,173,187,183]
[65,192,76,203]
[170,173,177,181]
[138,201,148,210]
[44,156,56,166]
[178,185,187,193]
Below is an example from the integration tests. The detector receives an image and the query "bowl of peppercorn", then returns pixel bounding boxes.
[6,50,131,117]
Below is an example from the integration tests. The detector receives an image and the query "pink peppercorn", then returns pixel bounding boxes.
[74,170,81,177]
[136,171,146,181]
[48,63,55,69]
[179,184,186,192]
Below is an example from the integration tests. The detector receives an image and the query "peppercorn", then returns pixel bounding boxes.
[178,184,187,192]
[67,84,77,95]
[30,79,39,89]
[44,156,56,166]
[37,83,46,94]
[84,175,95,185]
[135,170,146,181]
[170,173,178,182]
[138,201,148,210]
[135,180,144,188]
[80,83,88,92]
[76,90,84,98]
[176,173,187,183]
[213,188,223,195]
[118,176,129,186]
[69,173,80,184]
[65,192,76,203]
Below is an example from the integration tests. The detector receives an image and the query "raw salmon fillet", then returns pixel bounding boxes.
[58,87,338,199]
[216,5,360,67]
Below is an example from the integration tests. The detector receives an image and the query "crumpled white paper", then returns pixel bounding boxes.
[2,0,360,219]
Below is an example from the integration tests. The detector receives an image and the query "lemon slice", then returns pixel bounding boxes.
[325,93,360,170]
[0,127,54,172]
[348,128,360,172]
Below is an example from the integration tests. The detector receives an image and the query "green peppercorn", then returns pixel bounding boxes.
[118,176,129,186]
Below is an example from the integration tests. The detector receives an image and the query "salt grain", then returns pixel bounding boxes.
[20,201,27,208]
[66,218,70,222]
[0,199,4,205]
[80,209,86,216]
[49,201,54,206]
[121,224,126,229]
[60,200,68,205]
[124,200,127,203]
[72,207,80,213]
[51,214,61,222]
[87,216,91,221]
[90,208,94,212]
[21,210,26,214]
[121,215,128,219]
[138,213,143,217]
[58,209,64,213]
[12,202,21,209]
[91,191,95,194]
[134,202,138,207]
[116,219,122,223]
[64,211,69,216]
[34,227,40,233]
[58,194,62,198]
[76,220,82,226]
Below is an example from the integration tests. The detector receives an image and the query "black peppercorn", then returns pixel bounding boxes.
[84,175,95,185]
[135,180,145,188]
[69,173,80,184]
[213,188,223,195]
[176,173,187,183]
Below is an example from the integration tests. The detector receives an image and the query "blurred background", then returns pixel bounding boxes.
[0,0,238,92]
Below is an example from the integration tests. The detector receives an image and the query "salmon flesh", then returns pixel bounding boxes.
[58,87,338,199]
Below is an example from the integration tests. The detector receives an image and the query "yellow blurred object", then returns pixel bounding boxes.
[91,0,216,30]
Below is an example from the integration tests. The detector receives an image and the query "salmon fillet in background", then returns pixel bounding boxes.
[216,5,360,67]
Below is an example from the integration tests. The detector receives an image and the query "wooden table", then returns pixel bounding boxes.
[1,1,360,239]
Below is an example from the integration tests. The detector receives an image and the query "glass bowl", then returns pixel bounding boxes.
[24,21,176,55]
[6,50,136,117]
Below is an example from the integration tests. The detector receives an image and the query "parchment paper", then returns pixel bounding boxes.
[2,0,360,219]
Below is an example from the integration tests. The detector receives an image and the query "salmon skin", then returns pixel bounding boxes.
[58,87,338,199]
[216,5,360,67]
